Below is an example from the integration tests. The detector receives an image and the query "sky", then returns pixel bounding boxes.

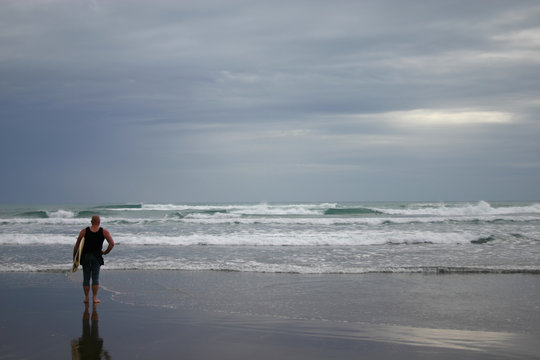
[1,0,539,204]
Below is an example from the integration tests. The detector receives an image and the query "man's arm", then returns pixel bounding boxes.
[73,229,86,258]
[102,228,115,255]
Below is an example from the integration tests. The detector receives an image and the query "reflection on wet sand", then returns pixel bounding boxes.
[71,303,111,360]
[365,324,515,352]
[209,315,537,358]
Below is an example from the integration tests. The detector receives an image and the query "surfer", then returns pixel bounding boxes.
[73,215,115,304]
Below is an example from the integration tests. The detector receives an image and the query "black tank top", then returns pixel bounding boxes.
[82,227,105,256]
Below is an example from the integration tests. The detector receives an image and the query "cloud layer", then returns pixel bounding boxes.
[1,0,539,202]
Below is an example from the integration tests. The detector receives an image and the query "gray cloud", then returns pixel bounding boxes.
[1,0,539,203]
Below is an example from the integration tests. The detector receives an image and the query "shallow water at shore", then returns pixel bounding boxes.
[95,270,540,334]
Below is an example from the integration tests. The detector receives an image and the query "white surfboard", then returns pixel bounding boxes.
[72,237,85,272]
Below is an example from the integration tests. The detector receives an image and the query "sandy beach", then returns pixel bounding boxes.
[1,271,538,359]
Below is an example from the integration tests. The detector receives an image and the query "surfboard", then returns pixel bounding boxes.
[72,237,85,272]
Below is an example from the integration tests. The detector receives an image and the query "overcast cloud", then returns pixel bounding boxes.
[1,0,539,203]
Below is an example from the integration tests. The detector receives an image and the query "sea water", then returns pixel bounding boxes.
[1,201,539,274]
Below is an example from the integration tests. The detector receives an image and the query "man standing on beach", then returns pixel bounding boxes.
[73,215,114,304]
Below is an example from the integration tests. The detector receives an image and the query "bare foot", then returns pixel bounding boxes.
[84,298,89,304]
[93,298,101,304]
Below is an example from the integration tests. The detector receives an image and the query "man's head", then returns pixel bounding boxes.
[91,215,101,226]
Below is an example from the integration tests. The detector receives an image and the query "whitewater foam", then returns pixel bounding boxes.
[374,201,540,216]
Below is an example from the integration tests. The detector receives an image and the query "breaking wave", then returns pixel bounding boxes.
[324,208,383,215]
[373,201,540,216]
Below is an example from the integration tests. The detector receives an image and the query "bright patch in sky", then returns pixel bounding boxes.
[392,109,513,126]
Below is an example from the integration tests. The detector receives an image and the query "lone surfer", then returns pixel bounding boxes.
[73,215,115,304]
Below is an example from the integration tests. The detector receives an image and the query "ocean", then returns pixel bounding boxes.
[1,201,539,274]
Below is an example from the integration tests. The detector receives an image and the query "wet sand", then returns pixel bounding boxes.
[0,271,538,359]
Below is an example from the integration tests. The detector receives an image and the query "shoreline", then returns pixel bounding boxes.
[1,271,539,359]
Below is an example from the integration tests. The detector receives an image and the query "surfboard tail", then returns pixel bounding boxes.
[72,237,85,273]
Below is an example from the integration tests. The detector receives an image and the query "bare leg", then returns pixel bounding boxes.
[92,285,101,303]
[83,286,90,303]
